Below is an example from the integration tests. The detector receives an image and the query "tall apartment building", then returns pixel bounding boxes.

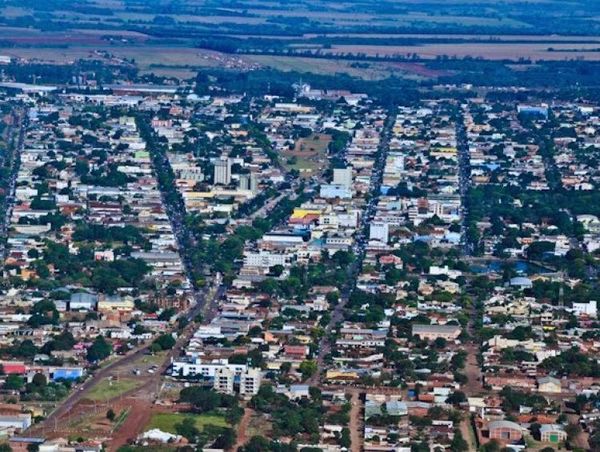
[240,368,262,397]
[213,367,235,394]
[249,172,258,194]
[214,157,231,185]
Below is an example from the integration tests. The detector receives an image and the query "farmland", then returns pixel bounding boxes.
[322,42,600,61]
[0,0,599,84]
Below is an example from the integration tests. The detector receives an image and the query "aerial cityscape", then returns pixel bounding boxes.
[1,1,600,451]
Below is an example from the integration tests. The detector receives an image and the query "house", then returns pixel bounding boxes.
[283,345,309,360]
[540,424,567,443]
[487,420,525,442]
[412,324,461,341]
[0,362,26,375]
[509,277,533,289]
[69,293,98,311]
[537,376,561,394]
[0,413,32,431]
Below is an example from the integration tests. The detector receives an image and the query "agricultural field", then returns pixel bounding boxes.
[323,43,600,61]
[0,0,600,82]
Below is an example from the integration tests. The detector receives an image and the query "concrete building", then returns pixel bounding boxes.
[240,368,262,397]
[214,157,231,185]
[572,300,597,318]
[488,420,525,442]
[250,172,258,194]
[320,184,352,199]
[540,424,567,443]
[369,222,389,244]
[412,324,461,341]
[333,167,353,189]
[213,367,235,394]
[244,250,290,268]
[239,174,251,191]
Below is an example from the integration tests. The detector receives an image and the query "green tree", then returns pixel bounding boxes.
[4,375,24,391]
[175,417,199,442]
[152,333,176,351]
[450,430,468,451]
[340,427,351,448]
[299,360,318,380]
[86,336,111,362]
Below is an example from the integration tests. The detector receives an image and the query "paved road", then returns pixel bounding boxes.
[0,110,25,262]
[29,284,220,436]
[26,115,226,436]
[455,108,472,255]
[309,109,395,385]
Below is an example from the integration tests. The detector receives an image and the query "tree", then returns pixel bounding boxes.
[106,409,116,421]
[446,391,467,406]
[32,373,47,388]
[479,439,501,452]
[213,428,236,449]
[239,435,270,452]
[299,360,318,380]
[86,336,112,362]
[340,427,351,448]
[152,334,176,351]
[179,387,221,413]
[4,375,24,391]
[175,417,199,442]
[450,430,468,451]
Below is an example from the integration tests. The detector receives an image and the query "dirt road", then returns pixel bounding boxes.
[349,390,363,452]
[232,407,254,450]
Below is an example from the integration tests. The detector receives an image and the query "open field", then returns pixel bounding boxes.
[146,412,228,434]
[86,378,142,401]
[0,43,256,78]
[245,55,395,80]
[281,133,331,177]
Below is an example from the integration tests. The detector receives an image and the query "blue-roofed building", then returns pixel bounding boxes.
[51,367,84,381]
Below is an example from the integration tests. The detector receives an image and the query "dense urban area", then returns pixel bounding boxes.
[1,1,600,452]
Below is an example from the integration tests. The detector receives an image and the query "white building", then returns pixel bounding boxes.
[369,222,389,244]
[171,359,247,379]
[240,368,262,397]
[320,184,352,199]
[333,167,353,189]
[572,300,597,318]
[244,250,290,268]
[213,367,235,394]
[214,157,231,185]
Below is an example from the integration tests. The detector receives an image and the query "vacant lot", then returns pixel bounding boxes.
[147,412,228,434]
[86,378,142,401]
[282,133,331,177]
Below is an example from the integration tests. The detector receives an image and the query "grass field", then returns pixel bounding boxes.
[147,413,228,434]
[87,378,142,401]
[281,133,331,177]
[245,55,399,79]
